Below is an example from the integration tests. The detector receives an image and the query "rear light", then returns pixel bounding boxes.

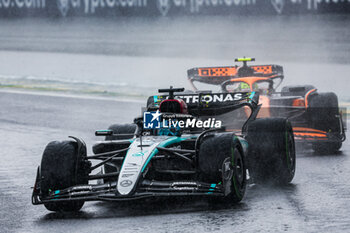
[292,98,305,107]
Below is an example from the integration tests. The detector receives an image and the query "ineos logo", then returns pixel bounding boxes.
[120,180,133,187]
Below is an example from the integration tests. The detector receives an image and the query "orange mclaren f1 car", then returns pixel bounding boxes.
[187,58,346,153]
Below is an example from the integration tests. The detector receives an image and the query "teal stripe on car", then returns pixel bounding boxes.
[249,91,256,100]
[141,137,188,172]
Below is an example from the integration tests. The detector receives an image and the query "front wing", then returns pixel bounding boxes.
[32,177,224,204]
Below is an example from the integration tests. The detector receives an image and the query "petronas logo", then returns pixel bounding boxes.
[57,0,70,17]
[271,0,285,14]
[157,0,171,16]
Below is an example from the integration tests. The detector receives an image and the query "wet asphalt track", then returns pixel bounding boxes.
[0,90,349,233]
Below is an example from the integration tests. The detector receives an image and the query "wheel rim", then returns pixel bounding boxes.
[223,157,233,181]
[235,154,244,185]
[222,149,244,189]
[285,131,295,174]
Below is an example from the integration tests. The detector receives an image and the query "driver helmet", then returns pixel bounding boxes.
[158,98,188,136]
[236,82,251,92]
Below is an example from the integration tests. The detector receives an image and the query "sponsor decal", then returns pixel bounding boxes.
[153,93,244,106]
[154,0,259,15]
[20,0,347,17]
[71,185,92,190]
[173,186,197,190]
[54,0,148,16]
[0,0,345,16]
[188,0,256,14]
[0,0,46,9]
[132,151,147,156]
[127,162,138,166]
[305,0,350,10]
[172,181,197,186]
[273,0,350,12]
[120,179,133,187]
[194,93,243,104]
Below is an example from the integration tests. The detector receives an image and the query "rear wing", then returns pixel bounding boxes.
[147,92,259,113]
[187,65,284,85]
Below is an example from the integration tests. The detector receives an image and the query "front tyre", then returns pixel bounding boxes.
[40,140,89,212]
[198,133,246,203]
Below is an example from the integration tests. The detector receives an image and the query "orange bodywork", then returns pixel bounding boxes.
[226,78,327,142]
[304,89,317,108]
[197,65,274,77]
[293,127,328,141]
[225,77,272,118]
[228,77,271,87]
[250,65,273,74]
[293,98,305,107]
[192,65,332,143]
[198,67,238,77]
[257,95,270,118]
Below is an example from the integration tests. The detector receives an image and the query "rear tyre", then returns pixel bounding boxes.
[308,92,342,154]
[40,140,89,212]
[198,133,246,203]
[247,118,295,185]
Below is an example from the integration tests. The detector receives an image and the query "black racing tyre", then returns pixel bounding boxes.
[308,92,342,153]
[105,124,136,140]
[40,140,89,212]
[281,85,315,96]
[104,124,136,181]
[198,133,246,203]
[246,118,295,185]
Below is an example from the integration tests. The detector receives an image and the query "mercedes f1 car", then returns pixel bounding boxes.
[32,87,295,212]
[187,58,346,153]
